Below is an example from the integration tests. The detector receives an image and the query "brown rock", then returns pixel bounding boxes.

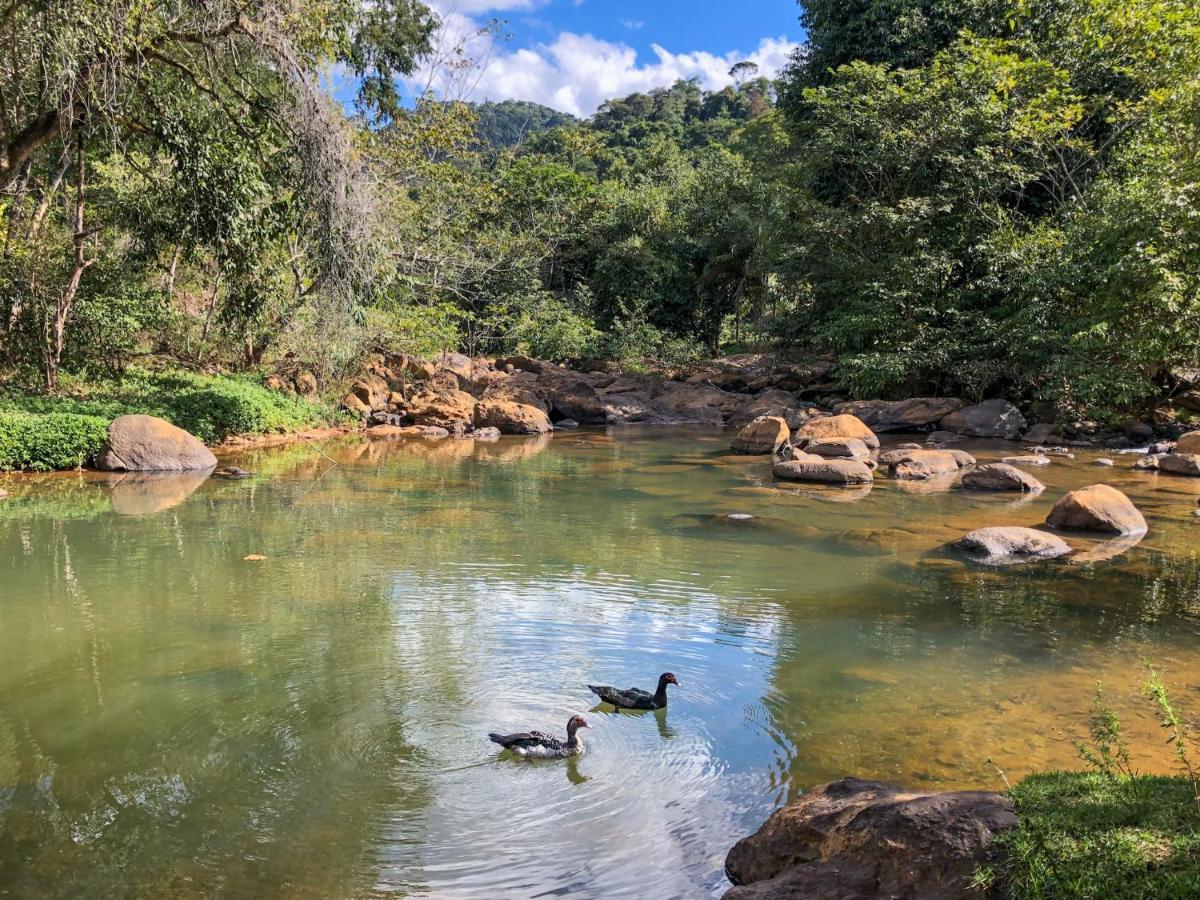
[878,448,960,480]
[793,414,879,450]
[1024,422,1061,444]
[1046,484,1147,535]
[955,526,1072,564]
[294,371,318,396]
[366,424,449,439]
[1159,453,1200,477]
[95,415,217,472]
[263,374,287,392]
[1176,431,1200,454]
[351,374,390,412]
[731,416,790,454]
[434,350,474,380]
[474,399,553,435]
[407,388,477,433]
[724,777,1017,900]
[343,393,370,416]
[539,378,607,424]
[962,463,1045,493]
[494,354,546,375]
[772,457,873,485]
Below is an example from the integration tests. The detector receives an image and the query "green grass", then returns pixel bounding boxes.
[0,368,344,471]
[997,772,1200,898]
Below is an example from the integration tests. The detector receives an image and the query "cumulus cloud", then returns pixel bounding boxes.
[413,4,800,117]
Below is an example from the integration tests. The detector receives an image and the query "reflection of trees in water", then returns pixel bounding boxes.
[0,498,433,897]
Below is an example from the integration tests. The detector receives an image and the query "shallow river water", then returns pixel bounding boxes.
[3,428,1200,897]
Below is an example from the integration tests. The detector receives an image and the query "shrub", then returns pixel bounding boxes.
[0,411,109,472]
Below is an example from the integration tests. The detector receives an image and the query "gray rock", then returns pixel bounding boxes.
[772,457,874,485]
[939,399,1027,440]
[1158,453,1200,477]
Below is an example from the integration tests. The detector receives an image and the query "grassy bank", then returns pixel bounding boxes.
[0,369,343,471]
[994,772,1200,898]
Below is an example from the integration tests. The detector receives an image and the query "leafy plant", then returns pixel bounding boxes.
[1144,662,1200,817]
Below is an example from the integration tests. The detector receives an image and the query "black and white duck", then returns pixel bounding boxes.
[588,672,678,710]
[489,715,589,759]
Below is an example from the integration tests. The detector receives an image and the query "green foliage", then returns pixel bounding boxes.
[1,369,338,455]
[1073,684,1135,779]
[1000,772,1200,898]
[509,293,604,362]
[473,100,578,147]
[0,411,108,472]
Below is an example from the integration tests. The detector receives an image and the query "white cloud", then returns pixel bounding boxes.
[412,20,800,117]
[619,18,644,30]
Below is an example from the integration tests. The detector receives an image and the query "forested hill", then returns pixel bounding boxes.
[2,0,1199,427]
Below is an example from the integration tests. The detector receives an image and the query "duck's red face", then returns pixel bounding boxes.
[570,716,589,729]
[663,673,679,686]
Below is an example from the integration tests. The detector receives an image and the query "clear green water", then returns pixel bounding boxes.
[3,429,1200,898]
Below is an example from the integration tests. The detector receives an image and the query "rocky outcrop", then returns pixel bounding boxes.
[95,415,217,472]
[834,397,965,432]
[731,416,790,454]
[773,457,874,485]
[1046,484,1148,535]
[724,777,1017,900]
[955,526,1072,564]
[474,398,554,435]
[1158,453,1200,476]
[793,414,879,450]
[406,387,477,434]
[939,399,1026,440]
[962,463,1045,493]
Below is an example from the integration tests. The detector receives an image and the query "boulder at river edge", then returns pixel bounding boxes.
[1046,484,1148,535]
[95,415,217,472]
[955,526,1072,564]
[730,416,790,454]
[773,457,874,485]
[1158,453,1200,477]
[833,397,965,432]
[962,463,1045,493]
[939,399,1026,439]
[723,777,1017,900]
[1175,431,1200,454]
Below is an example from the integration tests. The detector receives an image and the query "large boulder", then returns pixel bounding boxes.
[939,399,1027,439]
[731,416,790,454]
[434,350,474,380]
[962,463,1045,493]
[724,777,1017,900]
[833,397,966,432]
[1176,431,1200,454]
[539,378,607,425]
[954,526,1072,565]
[474,399,553,435]
[350,374,390,412]
[772,457,874,485]
[793,414,879,450]
[1046,484,1148,535]
[406,387,477,434]
[1158,453,1200,477]
[95,415,217,472]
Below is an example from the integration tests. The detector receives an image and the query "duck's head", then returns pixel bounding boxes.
[659,672,679,687]
[567,715,589,732]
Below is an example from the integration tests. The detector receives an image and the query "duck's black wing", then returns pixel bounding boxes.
[489,730,563,750]
[589,684,652,708]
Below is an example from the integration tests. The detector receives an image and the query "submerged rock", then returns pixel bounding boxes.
[954,526,1072,564]
[1046,484,1147,535]
[730,416,790,454]
[95,415,217,473]
[962,463,1044,493]
[723,777,1017,900]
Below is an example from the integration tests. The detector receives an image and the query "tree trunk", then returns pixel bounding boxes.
[43,139,91,392]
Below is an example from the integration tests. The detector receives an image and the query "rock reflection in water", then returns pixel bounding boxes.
[99,470,211,516]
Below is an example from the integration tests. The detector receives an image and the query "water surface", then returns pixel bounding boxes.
[3,429,1200,897]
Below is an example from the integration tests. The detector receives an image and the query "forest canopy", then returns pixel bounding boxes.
[2,0,1198,422]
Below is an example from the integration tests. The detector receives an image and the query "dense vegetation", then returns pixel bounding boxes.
[2,0,1198,431]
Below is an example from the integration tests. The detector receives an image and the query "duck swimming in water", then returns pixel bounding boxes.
[588,672,678,710]
[489,715,589,759]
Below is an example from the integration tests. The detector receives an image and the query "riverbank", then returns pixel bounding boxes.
[0,368,344,471]
[724,771,1200,899]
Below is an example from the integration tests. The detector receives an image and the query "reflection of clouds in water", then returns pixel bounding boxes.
[381,566,786,897]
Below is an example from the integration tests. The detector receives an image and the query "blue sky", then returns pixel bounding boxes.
[415,0,806,116]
